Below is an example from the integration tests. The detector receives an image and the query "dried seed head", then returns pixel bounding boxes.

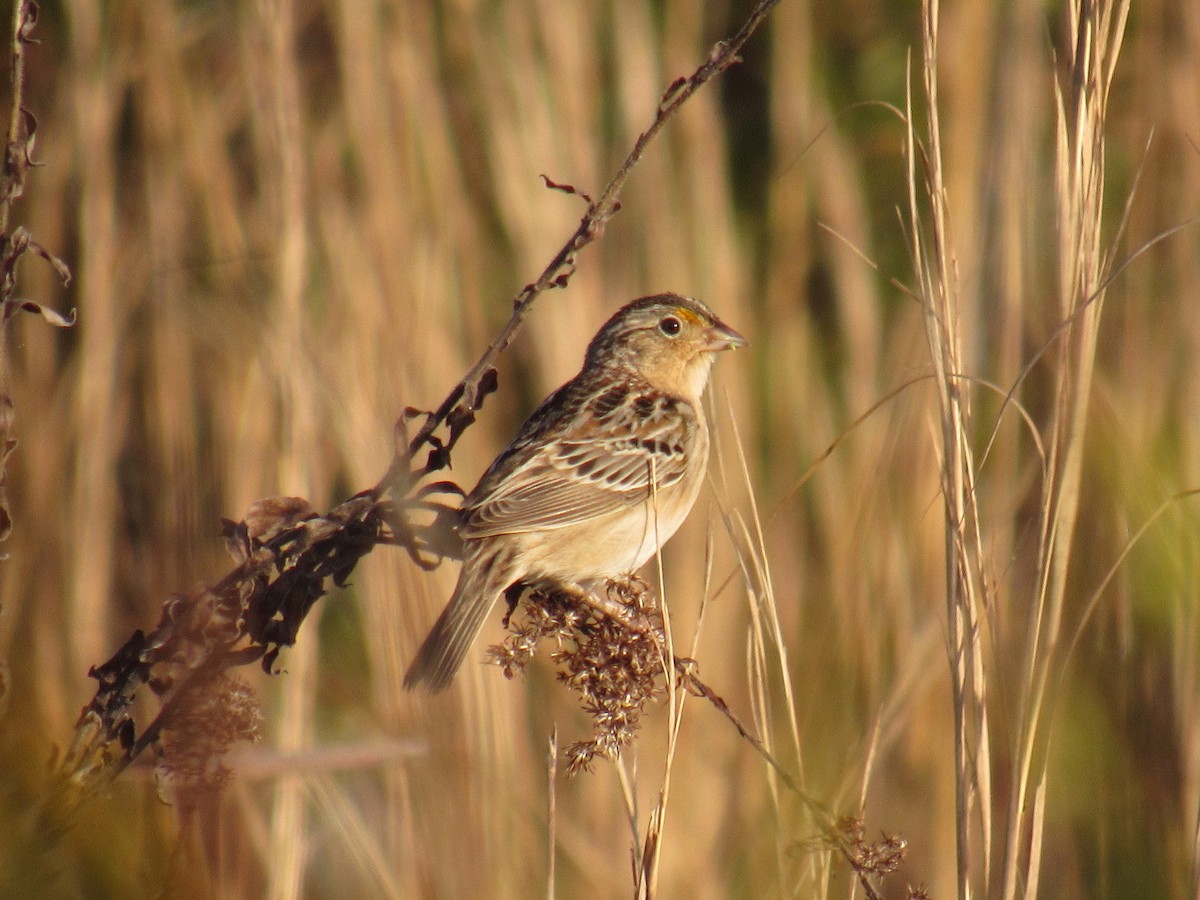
[155,675,262,808]
[489,578,666,775]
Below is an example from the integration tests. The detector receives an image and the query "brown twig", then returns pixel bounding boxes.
[0,0,33,233]
[0,0,72,564]
[0,0,69,302]
[676,662,908,900]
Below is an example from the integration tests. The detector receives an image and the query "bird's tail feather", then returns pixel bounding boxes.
[403,543,519,692]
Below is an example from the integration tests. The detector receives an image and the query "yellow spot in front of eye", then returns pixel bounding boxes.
[674,307,703,326]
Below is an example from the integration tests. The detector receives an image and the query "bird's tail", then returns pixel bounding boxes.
[403,542,519,692]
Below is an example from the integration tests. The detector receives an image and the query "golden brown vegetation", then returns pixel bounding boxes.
[0,0,1198,897]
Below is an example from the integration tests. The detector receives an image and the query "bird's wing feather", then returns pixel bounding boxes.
[461,382,697,537]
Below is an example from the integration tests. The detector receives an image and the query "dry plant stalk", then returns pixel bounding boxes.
[904,3,989,897]
[0,0,73,547]
[0,0,74,863]
[907,0,1131,897]
[1000,3,1130,899]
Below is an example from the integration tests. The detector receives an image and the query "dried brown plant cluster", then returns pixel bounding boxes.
[830,814,910,893]
[490,577,667,774]
[54,492,393,814]
[787,814,922,900]
[156,674,262,806]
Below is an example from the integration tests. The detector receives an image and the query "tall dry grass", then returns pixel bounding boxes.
[0,0,1197,897]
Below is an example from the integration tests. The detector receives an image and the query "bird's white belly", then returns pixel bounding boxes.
[513,492,693,581]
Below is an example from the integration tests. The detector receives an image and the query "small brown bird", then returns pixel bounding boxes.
[404,293,747,692]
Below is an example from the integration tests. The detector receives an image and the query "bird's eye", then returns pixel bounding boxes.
[658,315,682,337]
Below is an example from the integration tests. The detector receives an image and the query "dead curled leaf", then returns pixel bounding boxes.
[16,0,37,44]
[1,296,75,326]
[0,228,73,315]
[242,496,318,544]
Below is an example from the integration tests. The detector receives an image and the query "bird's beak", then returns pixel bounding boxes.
[703,319,748,352]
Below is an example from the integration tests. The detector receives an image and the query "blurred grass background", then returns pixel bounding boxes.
[0,0,1197,897]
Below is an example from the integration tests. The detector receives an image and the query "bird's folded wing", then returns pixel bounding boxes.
[461,408,695,537]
